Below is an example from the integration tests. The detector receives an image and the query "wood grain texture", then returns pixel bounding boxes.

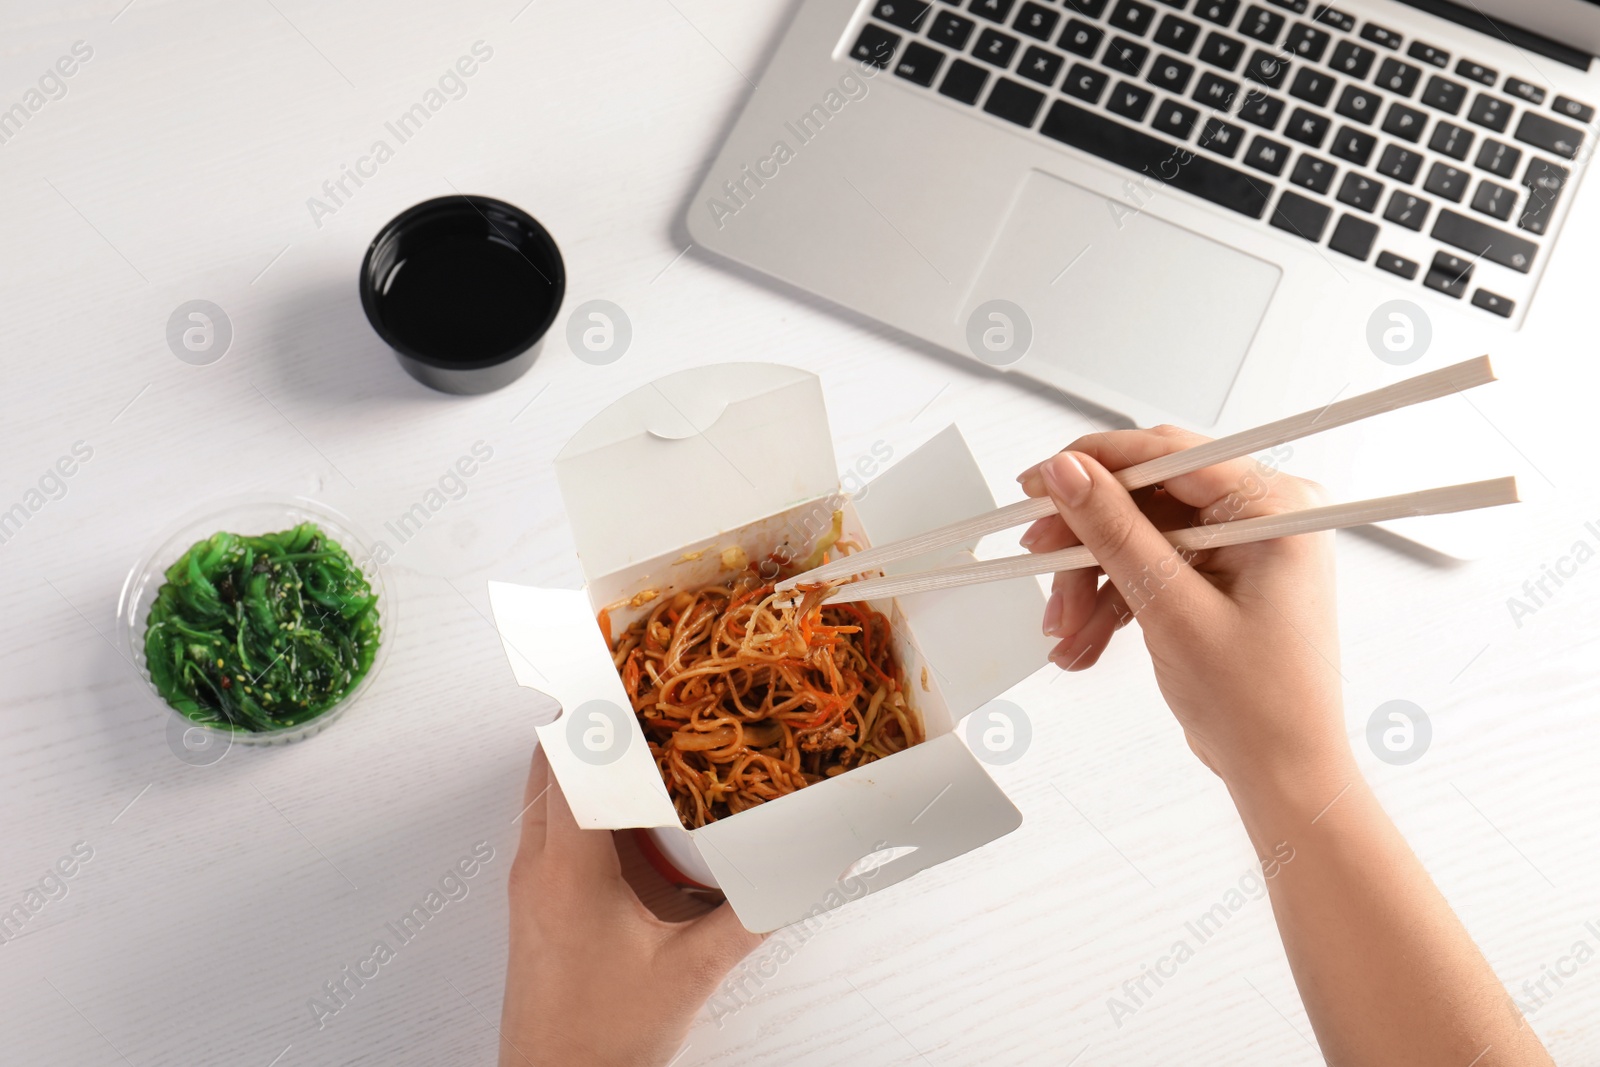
[1,1,1597,1065]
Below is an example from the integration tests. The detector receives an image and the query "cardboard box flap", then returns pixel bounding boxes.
[851,425,994,568]
[853,426,1054,718]
[554,364,839,581]
[487,582,679,829]
[694,733,1022,933]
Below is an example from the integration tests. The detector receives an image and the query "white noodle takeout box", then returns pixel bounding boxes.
[489,363,1053,932]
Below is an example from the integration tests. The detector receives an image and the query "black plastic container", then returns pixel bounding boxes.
[361,196,565,395]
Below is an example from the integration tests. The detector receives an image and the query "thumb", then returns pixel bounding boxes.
[668,902,765,990]
[1040,452,1211,628]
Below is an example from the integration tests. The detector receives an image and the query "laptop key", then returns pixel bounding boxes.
[1432,208,1538,271]
[1406,41,1448,68]
[939,58,991,103]
[1514,111,1584,160]
[1360,22,1401,50]
[874,1,934,31]
[1473,138,1520,178]
[1154,15,1201,53]
[1198,32,1245,71]
[1330,40,1375,80]
[1106,37,1151,75]
[1335,85,1381,125]
[1243,48,1291,88]
[1018,46,1066,86]
[1199,117,1248,157]
[931,11,978,49]
[1267,0,1308,12]
[984,77,1049,125]
[1148,55,1196,92]
[1420,75,1466,115]
[1240,5,1285,43]
[1245,133,1292,174]
[1376,250,1418,279]
[1108,80,1156,120]
[1518,157,1568,235]
[1153,98,1202,138]
[1110,0,1158,35]
[895,41,948,86]
[1336,172,1384,212]
[1553,96,1595,123]
[1375,58,1421,97]
[1270,189,1333,240]
[1289,153,1337,193]
[1329,213,1379,259]
[1471,289,1514,317]
[1288,67,1334,106]
[1286,107,1330,147]
[1382,102,1427,143]
[1194,0,1241,27]
[1194,71,1241,107]
[1312,5,1354,32]
[1015,45,1069,87]
[1471,179,1515,221]
[1330,125,1377,165]
[1455,59,1496,86]
[1064,0,1110,16]
[1424,251,1472,298]
[1428,121,1473,161]
[1239,89,1286,128]
[851,24,901,68]
[1384,190,1430,230]
[1063,63,1110,103]
[1504,77,1544,105]
[969,0,1018,25]
[1039,100,1277,216]
[1467,94,1511,133]
[975,28,1022,67]
[1014,2,1060,41]
[1284,23,1329,62]
[1377,145,1423,183]
[1423,162,1468,202]
[1059,20,1104,58]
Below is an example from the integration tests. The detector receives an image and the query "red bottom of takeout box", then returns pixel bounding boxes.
[631,829,723,900]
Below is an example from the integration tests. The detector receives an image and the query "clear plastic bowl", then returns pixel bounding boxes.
[117,495,393,746]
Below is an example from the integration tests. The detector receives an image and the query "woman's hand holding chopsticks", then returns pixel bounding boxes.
[1018,425,1345,788]
[1019,426,1553,1067]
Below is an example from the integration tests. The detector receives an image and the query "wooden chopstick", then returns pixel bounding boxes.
[816,477,1519,605]
[776,355,1495,592]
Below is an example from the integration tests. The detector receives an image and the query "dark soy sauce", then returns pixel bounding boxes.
[377,235,552,364]
[361,196,565,393]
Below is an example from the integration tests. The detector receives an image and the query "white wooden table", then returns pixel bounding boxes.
[2,1,1597,1063]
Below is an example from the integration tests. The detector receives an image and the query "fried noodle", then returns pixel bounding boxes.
[609,571,920,829]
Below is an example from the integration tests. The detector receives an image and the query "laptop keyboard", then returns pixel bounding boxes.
[847,0,1594,320]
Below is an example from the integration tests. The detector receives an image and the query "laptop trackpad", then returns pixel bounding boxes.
[962,170,1280,425]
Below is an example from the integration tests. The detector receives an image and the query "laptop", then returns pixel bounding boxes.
[686,0,1598,556]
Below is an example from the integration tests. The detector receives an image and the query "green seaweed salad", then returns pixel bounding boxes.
[144,523,380,732]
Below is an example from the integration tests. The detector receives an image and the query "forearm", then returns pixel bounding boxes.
[1227,755,1551,1067]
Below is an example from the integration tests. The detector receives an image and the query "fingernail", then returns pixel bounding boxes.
[1042,588,1063,636]
[1015,463,1039,484]
[1041,453,1093,507]
[1019,522,1043,549]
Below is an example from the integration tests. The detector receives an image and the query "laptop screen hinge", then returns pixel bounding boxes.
[1387,0,1595,70]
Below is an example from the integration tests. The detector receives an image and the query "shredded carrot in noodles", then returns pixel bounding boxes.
[608,569,920,829]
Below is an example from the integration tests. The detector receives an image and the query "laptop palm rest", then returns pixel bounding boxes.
[962,170,1281,426]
